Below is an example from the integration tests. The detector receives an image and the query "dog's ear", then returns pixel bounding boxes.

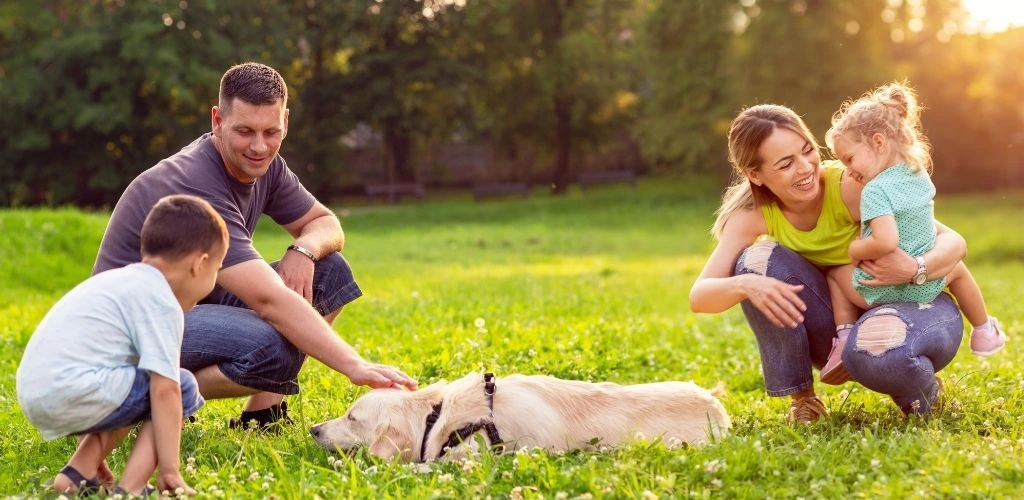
[368,425,414,462]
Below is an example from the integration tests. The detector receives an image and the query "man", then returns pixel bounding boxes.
[94,62,416,429]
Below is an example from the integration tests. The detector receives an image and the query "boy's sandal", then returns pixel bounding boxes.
[56,464,103,495]
[110,484,157,497]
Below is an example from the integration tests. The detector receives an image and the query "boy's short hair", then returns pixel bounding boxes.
[141,195,228,260]
[219,62,288,112]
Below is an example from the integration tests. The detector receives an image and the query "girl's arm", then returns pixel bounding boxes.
[848,215,899,261]
[689,208,806,328]
[858,220,966,286]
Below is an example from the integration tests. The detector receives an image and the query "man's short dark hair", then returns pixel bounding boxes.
[218,62,288,112]
[141,195,228,260]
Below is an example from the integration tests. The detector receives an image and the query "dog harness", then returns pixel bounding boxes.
[419,372,504,462]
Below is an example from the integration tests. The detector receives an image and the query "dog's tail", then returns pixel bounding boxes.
[708,382,727,398]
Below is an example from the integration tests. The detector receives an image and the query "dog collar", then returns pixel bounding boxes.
[419,372,504,462]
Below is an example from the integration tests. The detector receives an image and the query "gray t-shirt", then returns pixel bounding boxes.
[93,133,315,301]
[17,263,182,440]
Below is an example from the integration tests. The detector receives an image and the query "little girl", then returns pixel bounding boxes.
[818,81,1007,385]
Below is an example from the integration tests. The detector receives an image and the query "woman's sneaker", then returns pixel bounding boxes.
[970,316,1007,356]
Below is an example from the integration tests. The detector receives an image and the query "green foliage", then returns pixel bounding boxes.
[635,0,734,172]
[2,0,1024,207]
[1,181,1023,497]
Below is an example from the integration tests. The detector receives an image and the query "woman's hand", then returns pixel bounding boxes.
[742,274,806,328]
[858,247,915,286]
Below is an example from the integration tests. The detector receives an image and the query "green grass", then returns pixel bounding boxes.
[1,179,1023,498]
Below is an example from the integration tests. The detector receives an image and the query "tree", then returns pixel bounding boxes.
[321,0,473,184]
[0,0,291,206]
[635,0,734,172]
[463,0,642,193]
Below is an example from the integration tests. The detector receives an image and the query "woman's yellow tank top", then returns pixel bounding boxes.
[760,160,858,267]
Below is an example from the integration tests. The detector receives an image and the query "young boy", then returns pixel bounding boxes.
[16,194,228,496]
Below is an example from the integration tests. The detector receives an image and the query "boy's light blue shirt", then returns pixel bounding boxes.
[16,263,183,440]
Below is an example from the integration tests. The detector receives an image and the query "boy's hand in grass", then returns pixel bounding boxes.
[158,472,196,497]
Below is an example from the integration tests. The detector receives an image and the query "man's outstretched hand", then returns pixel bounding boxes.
[345,361,418,390]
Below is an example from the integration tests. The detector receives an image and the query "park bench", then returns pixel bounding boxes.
[471,182,531,201]
[577,169,637,191]
[364,182,426,204]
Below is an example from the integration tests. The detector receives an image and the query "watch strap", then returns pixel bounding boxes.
[287,244,317,262]
[913,255,927,284]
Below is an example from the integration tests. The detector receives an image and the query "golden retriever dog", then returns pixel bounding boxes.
[310,372,730,462]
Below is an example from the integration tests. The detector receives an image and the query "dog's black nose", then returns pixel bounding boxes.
[310,426,321,438]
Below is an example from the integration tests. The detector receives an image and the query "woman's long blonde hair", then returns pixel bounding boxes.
[824,81,932,174]
[712,104,821,238]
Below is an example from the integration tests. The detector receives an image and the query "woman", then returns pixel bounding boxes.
[689,104,966,422]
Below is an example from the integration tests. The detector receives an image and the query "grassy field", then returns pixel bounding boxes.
[1,179,1022,498]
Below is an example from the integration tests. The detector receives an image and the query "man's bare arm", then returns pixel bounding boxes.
[278,202,344,301]
[218,260,416,389]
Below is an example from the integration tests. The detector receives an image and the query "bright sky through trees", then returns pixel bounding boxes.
[962,0,1024,32]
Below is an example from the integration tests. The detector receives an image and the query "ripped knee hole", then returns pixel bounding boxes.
[855,310,907,355]
[744,240,777,276]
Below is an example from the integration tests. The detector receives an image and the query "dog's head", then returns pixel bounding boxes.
[310,381,447,462]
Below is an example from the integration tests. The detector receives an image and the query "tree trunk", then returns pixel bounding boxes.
[551,94,573,194]
[547,0,574,195]
[383,118,415,183]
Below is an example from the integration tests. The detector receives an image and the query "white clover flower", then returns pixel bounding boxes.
[461,459,478,473]
[704,459,725,474]
[870,459,881,468]
[576,494,594,500]
[438,473,454,483]
[475,318,486,328]
[555,492,568,500]
[510,486,524,500]
[710,479,723,488]
[248,471,260,481]
[642,490,658,500]
[502,471,513,480]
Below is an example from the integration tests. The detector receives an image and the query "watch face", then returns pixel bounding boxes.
[914,274,927,285]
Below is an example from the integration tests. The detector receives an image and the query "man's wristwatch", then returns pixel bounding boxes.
[287,244,317,262]
[912,256,927,285]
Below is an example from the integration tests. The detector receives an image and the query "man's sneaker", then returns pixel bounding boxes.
[820,328,852,385]
[788,395,829,424]
[970,317,1007,356]
[229,401,294,432]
